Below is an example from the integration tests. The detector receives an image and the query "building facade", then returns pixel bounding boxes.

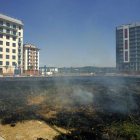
[116,22,140,74]
[39,67,58,75]
[23,44,40,74]
[0,14,23,74]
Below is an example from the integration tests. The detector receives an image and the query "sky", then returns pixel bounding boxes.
[0,0,140,67]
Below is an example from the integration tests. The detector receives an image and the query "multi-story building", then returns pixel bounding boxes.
[0,14,23,74]
[116,22,140,74]
[23,44,40,74]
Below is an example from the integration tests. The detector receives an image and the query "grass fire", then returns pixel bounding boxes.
[0,76,140,140]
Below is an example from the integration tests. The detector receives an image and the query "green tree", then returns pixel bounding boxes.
[4,66,9,72]
[28,65,34,70]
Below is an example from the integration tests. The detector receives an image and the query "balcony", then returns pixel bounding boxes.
[119,46,123,48]
[0,23,18,30]
[18,59,22,61]
[130,59,136,62]
[119,53,123,56]
[130,56,136,58]
[18,52,22,55]
[129,36,135,39]
[18,40,22,44]
[130,45,136,47]
[119,49,123,52]
[129,32,136,35]
[119,42,123,45]
[130,52,136,55]
[129,29,135,32]
[137,27,140,30]
[0,29,18,37]
[18,46,22,49]
[129,40,136,43]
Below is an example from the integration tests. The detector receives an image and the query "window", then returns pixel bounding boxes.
[19,32,21,36]
[125,51,128,61]
[19,26,21,30]
[125,40,128,49]
[6,42,10,46]
[0,34,3,38]
[12,49,16,53]
[0,48,3,52]
[125,51,128,55]
[125,57,128,61]
[0,61,3,65]
[6,55,9,59]
[12,62,15,66]
[125,29,128,38]
[0,41,3,45]
[13,25,16,29]
[6,36,10,40]
[13,31,16,35]
[6,29,10,33]
[6,61,9,65]
[13,37,16,41]
[0,21,3,25]
[12,43,16,47]
[6,23,10,27]
[0,27,3,32]
[6,48,9,52]
[12,56,16,59]
[0,54,2,58]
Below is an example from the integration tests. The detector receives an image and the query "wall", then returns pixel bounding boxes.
[23,70,39,74]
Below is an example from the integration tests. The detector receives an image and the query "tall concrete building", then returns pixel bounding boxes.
[116,22,140,74]
[0,14,23,74]
[23,44,40,74]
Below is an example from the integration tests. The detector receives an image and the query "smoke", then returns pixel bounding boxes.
[0,76,139,119]
[72,89,94,105]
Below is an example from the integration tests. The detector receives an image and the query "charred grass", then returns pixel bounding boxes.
[0,77,140,139]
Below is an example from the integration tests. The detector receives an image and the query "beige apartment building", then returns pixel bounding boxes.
[23,44,40,74]
[0,14,23,74]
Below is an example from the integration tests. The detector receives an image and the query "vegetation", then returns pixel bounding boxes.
[4,65,9,72]
[110,119,140,140]
[28,65,34,71]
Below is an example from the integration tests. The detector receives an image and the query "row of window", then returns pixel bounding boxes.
[0,47,16,53]
[0,27,17,35]
[0,28,21,36]
[0,54,16,59]
[0,61,16,66]
[0,41,17,47]
[0,21,21,30]
[0,34,17,40]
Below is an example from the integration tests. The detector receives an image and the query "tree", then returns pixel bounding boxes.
[28,65,34,71]
[28,65,34,74]
[4,66,9,73]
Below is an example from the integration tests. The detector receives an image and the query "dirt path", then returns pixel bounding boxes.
[0,120,67,140]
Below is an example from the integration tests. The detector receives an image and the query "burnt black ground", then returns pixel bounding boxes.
[0,76,140,139]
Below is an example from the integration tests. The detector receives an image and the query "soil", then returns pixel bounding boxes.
[0,119,67,140]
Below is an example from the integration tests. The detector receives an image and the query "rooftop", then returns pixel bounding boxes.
[0,14,23,25]
[23,44,40,50]
[116,22,140,29]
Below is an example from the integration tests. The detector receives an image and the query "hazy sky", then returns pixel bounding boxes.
[1,0,140,67]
